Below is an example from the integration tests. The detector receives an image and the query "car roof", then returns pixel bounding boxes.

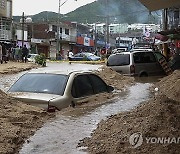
[111,52,131,56]
[110,49,154,57]
[27,69,94,76]
[130,48,153,53]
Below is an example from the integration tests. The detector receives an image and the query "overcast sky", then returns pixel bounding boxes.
[13,0,96,16]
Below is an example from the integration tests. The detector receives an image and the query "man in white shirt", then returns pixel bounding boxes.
[67,50,74,61]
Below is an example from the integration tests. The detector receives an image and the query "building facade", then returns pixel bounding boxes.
[0,0,12,41]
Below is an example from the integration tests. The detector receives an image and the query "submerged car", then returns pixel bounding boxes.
[107,49,166,77]
[69,52,101,61]
[8,70,113,111]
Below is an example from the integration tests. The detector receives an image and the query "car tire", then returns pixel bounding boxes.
[70,101,75,108]
[139,72,148,77]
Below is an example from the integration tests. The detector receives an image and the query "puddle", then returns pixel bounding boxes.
[20,83,152,154]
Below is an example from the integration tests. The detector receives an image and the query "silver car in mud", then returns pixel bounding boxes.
[8,70,113,111]
[107,50,165,77]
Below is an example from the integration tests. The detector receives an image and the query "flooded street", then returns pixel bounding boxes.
[19,83,152,154]
[0,62,157,154]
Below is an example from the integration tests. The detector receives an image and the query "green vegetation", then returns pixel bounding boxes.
[35,53,46,66]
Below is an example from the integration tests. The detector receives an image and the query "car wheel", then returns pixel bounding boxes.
[139,72,148,77]
[70,101,75,108]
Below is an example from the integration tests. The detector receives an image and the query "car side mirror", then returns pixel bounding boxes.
[107,85,114,92]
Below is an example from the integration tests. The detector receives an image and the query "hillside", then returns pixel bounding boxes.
[13,0,159,24]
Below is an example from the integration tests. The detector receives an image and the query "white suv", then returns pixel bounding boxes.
[107,49,166,77]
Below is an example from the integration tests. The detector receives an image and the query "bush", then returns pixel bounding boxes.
[35,53,46,66]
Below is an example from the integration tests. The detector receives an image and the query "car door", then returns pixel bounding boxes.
[133,52,162,76]
[71,74,94,104]
[74,53,84,61]
[87,74,109,93]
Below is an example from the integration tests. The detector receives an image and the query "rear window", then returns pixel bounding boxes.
[107,54,130,66]
[133,52,156,63]
[9,73,69,95]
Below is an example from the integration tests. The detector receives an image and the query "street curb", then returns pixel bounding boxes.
[48,60,106,64]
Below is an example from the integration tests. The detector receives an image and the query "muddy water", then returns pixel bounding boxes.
[19,83,152,154]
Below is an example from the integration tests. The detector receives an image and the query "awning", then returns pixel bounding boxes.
[157,28,180,35]
[138,0,180,11]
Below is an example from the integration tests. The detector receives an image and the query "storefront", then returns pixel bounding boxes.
[74,36,94,53]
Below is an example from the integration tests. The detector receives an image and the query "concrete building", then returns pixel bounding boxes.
[128,23,160,32]
[91,23,128,34]
[0,0,12,41]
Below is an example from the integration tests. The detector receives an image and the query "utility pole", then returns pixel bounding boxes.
[56,0,61,58]
[105,0,110,52]
[22,12,25,47]
[162,8,168,58]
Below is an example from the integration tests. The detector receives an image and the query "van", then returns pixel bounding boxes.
[107,50,166,77]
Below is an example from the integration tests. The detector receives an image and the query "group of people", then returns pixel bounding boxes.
[13,45,29,63]
[0,42,29,64]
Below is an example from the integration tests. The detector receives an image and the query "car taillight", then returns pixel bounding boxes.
[130,65,135,74]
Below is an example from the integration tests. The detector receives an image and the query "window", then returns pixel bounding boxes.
[88,74,107,94]
[65,28,69,35]
[154,52,165,61]
[107,54,130,66]
[133,52,156,63]
[60,28,62,33]
[72,75,93,98]
[52,25,57,32]
[9,73,68,95]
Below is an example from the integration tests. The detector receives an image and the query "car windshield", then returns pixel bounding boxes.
[9,73,69,95]
[108,54,130,66]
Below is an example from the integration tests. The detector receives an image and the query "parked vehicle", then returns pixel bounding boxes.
[107,49,166,77]
[112,48,128,54]
[69,52,101,61]
[8,70,113,111]
[27,54,39,62]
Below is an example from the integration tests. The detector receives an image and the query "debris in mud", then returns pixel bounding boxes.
[79,70,180,154]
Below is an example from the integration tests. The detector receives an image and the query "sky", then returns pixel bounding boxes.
[13,0,96,16]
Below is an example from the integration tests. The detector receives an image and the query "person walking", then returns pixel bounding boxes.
[0,43,2,64]
[14,46,19,62]
[67,50,74,61]
[22,45,29,63]
[2,42,7,63]
[18,46,22,62]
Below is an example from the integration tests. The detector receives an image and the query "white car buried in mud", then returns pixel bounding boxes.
[8,70,114,112]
